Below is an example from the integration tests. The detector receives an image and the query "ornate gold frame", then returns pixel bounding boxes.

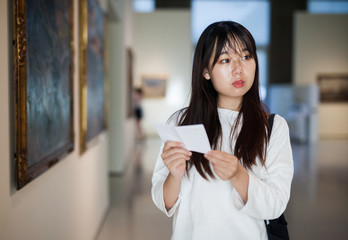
[79,0,88,154]
[13,0,74,189]
[79,0,107,154]
[13,0,27,189]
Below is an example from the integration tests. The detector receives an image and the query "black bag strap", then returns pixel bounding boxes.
[265,113,275,226]
[264,114,290,240]
[268,114,275,141]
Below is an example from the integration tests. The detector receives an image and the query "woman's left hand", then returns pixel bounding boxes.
[204,150,241,181]
[204,150,250,203]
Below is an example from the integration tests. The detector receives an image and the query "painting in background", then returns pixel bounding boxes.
[126,48,134,118]
[87,0,106,141]
[13,0,74,189]
[318,74,348,102]
[142,75,167,98]
[79,0,106,153]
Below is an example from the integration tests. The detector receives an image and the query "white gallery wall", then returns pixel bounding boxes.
[0,0,114,239]
[293,13,348,139]
[133,10,192,136]
[107,0,136,173]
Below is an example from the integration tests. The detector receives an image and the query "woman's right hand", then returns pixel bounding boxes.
[161,141,192,180]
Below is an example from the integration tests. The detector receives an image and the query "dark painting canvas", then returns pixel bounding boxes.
[86,0,106,142]
[14,0,74,189]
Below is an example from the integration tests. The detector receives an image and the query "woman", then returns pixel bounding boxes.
[151,21,293,240]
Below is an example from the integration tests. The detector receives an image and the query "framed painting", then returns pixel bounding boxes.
[142,74,167,98]
[79,0,106,154]
[318,74,348,102]
[13,0,74,189]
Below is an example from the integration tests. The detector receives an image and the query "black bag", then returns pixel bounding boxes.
[265,214,289,240]
[264,114,290,240]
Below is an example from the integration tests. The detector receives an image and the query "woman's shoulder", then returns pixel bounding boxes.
[271,114,290,135]
[273,114,288,126]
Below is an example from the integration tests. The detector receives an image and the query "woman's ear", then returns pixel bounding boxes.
[203,68,211,80]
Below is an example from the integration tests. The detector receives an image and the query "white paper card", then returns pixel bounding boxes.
[153,122,211,154]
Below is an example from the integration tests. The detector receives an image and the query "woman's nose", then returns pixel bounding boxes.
[231,59,242,75]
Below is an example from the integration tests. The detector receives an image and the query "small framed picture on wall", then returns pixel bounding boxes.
[142,74,167,98]
[318,74,348,102]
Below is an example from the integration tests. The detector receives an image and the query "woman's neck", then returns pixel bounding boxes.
[217,96,243,112]
[217,98,242,111]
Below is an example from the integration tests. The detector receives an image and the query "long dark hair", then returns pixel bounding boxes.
[171,21,270,180]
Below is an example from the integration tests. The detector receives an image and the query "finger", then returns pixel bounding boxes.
[207,155,236,172]
[163,141,185,152]
[214,162,239,178]
[163,153,191,165]
[162,147,191,160]
[212,166,231,180]
[172,158,186,168]
[206,150,228,160]
[210,159,229,171]
[168,158,186,172]
[213,164,230,174]
[204,152,219,164]
[205,150,237,163]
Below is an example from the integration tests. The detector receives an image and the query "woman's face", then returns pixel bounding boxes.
[203,41,256,111]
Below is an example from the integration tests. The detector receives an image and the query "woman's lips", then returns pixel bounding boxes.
[232,80,245,88]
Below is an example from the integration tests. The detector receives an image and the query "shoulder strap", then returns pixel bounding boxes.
[265,113,277,227]
[268,114,275,141]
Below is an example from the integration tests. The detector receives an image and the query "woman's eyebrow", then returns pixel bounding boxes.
[219,47,249,56]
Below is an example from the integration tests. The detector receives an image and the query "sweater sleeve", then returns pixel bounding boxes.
[151,111,185,217]
[151,143,182,217]
[232,115,294,220]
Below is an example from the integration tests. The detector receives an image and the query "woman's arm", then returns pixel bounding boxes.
[163,173,182,210]
[230,165,250,203]
[233,116,293,219]
[205,115,293,219]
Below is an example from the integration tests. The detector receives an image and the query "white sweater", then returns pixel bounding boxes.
[151,108,294,240]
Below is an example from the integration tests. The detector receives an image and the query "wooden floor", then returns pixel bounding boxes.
[97,137,348,240]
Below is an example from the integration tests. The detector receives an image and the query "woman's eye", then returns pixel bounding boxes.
[242,55,252,60]
[220,59,230,63]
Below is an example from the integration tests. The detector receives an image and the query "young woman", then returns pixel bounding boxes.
[151,21,294,240]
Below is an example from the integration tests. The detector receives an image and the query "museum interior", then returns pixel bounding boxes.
[1,0,348,239]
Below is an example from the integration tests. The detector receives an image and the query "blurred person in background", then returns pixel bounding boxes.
[134,87,144,139]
